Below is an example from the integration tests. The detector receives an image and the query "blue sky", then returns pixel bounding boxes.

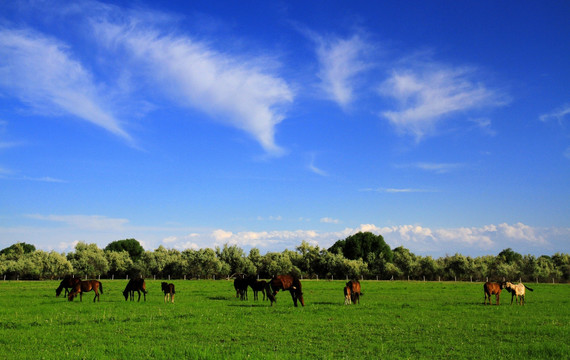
[1,1,569,257]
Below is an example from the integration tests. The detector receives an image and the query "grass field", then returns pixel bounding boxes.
[0,280,568,359]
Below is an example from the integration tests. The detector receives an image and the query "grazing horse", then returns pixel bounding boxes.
[483,281,505,305]
[68,280,103,302]
[123,278,147,302]
[344,285,352,305]
[505,282,533,305]
[250,280,267,301]
[55,275,81,298]
[268,275,305,307]
[232,274,250,300]
[346,280,362,304]
[161,282,175,303]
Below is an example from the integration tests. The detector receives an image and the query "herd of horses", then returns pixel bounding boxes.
[56,275,534,306]
[55,275,175,303]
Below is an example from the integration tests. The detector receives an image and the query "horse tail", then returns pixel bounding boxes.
[524,284,534,291]
[99,281,104,294]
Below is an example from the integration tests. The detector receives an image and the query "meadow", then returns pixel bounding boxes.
[0,280,568,359]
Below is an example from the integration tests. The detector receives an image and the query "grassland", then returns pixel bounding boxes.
[0,280,568,359]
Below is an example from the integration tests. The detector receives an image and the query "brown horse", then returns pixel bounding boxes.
[484,282,505,305]
[268,275,304,307]
[161,282,175,303]
[68,280,103,302]
[123,278,147,302]
[346,280,362,304]
[250,280,267,301]
[55,275,81,297]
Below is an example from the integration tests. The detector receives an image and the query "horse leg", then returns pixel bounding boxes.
[290,290,298,307]
[79,292,83,302]
[171,292,175,303]
[137,290,141,302]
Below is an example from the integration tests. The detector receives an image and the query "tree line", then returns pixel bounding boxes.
[1,232,569,282]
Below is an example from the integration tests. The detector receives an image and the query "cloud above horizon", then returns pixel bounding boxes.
[314,34,369,109]
[1,213,566,257]
[378,63,507,140]
[0,28,131,141]
[91,11,294,154]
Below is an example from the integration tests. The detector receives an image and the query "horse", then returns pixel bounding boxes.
[55,275,81,298]
[68,280,103,302]
[268,275,304,307]
[250,280,267,301]
[232,274,250,300]
[344,285,352,305]
[483,281,505,305]
[161,282,175,303]
[346,280,362,304]
[505,282,533,305]
[123,278,147,302]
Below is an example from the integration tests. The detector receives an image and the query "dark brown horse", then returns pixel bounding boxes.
[161,282,175,303]
[232,274,249,300]
[484,281,505,305]
[68,280,103,302]
[55,275,81,297]
[250,280,267,301]
[268,275,304,307]
[123,278,147,302]
[346,280,362,304]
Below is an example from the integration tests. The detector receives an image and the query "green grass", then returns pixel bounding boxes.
[0,280,568,359]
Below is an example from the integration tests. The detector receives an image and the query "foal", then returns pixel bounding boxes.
[161,282,175,303]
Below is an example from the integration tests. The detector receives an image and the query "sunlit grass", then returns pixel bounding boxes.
[0,280,568,359]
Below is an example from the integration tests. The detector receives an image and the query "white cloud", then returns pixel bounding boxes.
[539,104,570,124]
[93,17,293,154]
[497,222,546,245]
[413,162,463,174]
[315,34,369,108]
[0,28,131,141]
[320,217,340,224]
[26,214,129,231]
[378,63,506,140]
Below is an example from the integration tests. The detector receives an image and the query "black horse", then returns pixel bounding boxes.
[123,278,147,301]
[55,275,81,297]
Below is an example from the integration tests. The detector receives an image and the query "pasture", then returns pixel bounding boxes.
[0,280,568,359]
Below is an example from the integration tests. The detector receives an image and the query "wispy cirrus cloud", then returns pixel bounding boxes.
[314,34,370,109]
[91,12,293,154]
[409,162,464,174]
[0,28,131,141]
[539,103,570,124]
[320,217,340,224]
[378,62,507,141]
[361,187,437,193]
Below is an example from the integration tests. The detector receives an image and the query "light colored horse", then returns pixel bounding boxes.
[505,282,533,305]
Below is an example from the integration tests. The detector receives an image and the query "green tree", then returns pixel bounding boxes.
[497,248,522,265]
[0,242,36,257]
[67,242,109,278]
[216,244,255,275]
[328,232,393,263]
[105,239,144,261]
[295,241,321,277]
[392,246,416,277]
[417,256,439,280]
[105,250,134,278]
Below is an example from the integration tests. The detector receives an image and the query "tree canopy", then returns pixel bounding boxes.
[104,238,144,261]
[328,232,393,263]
